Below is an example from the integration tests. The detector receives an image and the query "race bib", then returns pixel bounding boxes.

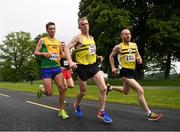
[49,53,58,60]
[125,54,135,62]
[63,60,69,66]
[89,45,96,55]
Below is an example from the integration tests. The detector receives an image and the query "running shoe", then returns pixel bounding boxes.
[58,109,69,119]
[98,111,113,123]
[74,104,83,118]
[106,83,112,95]
[37,85,43,98]
[147,112,163,121]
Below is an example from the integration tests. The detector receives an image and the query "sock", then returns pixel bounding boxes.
[146,111,151,116]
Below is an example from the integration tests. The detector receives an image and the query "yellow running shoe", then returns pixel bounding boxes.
[58,109,69,119]
[37,85,43,98]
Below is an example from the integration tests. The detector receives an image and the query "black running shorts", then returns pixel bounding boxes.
[76,63,99,81]
[119,68,136,79]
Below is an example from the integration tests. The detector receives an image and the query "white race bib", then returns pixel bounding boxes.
[89,45,96,55]
[63,60,69,66]
[49,53,58,60]
[125,54,135,62]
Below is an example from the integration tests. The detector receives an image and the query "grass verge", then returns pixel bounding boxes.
[0,81,180,110]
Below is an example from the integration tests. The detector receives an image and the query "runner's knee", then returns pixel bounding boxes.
[45,91,52,96]
[99,86,107,93]
[122,90,129,95]
[137,88,144,96]
[80,91,87,96]
[122,87,130,95]
[68,84,74,89]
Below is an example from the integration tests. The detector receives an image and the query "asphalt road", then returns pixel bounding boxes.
[0,88,180,131]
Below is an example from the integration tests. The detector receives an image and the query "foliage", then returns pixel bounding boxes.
[78,0,180,79]
[144,0,180,79]
[0,31,38,81]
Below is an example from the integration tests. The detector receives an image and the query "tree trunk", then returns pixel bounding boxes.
[164,53,171,79]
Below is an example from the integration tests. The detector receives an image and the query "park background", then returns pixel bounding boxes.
[0,0,180,110]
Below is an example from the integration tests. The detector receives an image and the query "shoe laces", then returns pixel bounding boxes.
[99,111,112,121]
[149,112,158,118]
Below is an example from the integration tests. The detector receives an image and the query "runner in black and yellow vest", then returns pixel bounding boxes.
[34,22,69,119]
[109,28,162,121]
[64,17,112,124]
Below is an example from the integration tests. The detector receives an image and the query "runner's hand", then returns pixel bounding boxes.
[137,58,142,64]
[112,67,117,76]
[69,61,77,69]
[43,52,52,58]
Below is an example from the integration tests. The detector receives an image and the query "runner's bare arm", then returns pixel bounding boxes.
[34,38,51,58]
[109,45,120,74]
[65,35,81,68]
[135,44,142,64]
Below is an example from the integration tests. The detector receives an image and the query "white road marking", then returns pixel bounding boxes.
[0,93,10,97]
[26,101,59,111]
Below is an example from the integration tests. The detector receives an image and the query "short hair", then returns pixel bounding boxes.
[121,28,130,36]
[61,41,66,46]
[46,22,55,30]
[78,16,88,28]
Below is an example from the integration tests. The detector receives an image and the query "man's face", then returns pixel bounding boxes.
[61,43,65,50]
[121,29,131,43]
[79,19,89,33]
[47,25,56,38]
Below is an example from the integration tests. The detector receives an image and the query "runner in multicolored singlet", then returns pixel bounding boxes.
[34,22,69,119]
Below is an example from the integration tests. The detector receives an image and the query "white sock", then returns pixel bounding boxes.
[146,111,151,116]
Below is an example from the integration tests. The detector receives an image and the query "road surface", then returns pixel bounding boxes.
[0,88,179,131]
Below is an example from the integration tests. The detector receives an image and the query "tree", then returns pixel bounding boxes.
[78,0,180,79]
[0,31,36,81]
[145,0,180,79]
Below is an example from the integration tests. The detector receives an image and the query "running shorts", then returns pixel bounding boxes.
[62,69,72,80]
[76,63,99,81]
[119,68,136,79]
[41,67,62,79]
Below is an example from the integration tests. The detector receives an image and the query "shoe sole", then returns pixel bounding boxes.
[59,115,69,119]
[98,115,112,124]
[58,114,69,119]
[74,112,83,118]
[148,114,163,121]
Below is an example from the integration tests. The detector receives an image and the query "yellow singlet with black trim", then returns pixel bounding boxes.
[119,42,137,69]
[75,35,96,65]
[40,36,61,68]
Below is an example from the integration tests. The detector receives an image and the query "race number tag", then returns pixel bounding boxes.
[125,54,135,62]
[49,53,58,60]
[63,60,69,66]
[89,44,96,55]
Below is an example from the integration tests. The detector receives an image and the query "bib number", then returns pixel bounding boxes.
[125,54,135,62]
[63,60,69,66]
[49,53,58,60]
[89,45,96,55]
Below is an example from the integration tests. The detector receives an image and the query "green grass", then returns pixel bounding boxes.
[0,80,180,110]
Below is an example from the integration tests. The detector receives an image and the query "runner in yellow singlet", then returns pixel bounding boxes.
[108,28,162,121]
[64,17,112,124]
